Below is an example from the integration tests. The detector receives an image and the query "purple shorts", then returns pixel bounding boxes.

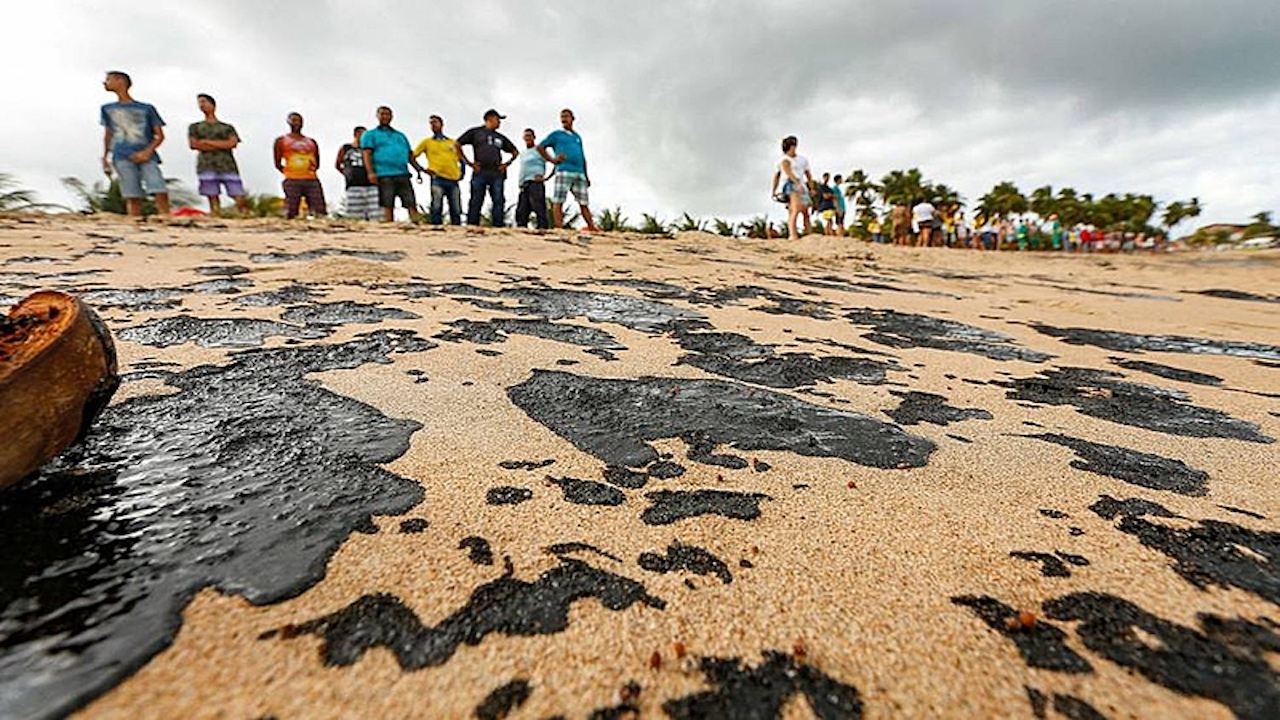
[197,171,245,197]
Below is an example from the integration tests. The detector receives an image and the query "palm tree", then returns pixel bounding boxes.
[843,169,882,231]
[975,181,1028,220]
[0,173,57,212]
[878,168,927,207]
[61,176,197,215]
[674,212,706,233]
[740,215,771,239]
[711,218,735,237]
[1029,185,1056,218]
[1160,198,1202,235]
[597,206,633,232]
[242,193,284,218]
[638,213,669,234]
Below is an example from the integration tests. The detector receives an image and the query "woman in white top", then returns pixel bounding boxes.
[771,135,813,240]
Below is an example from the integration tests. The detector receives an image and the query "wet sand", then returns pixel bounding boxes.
[0,214,1277,720]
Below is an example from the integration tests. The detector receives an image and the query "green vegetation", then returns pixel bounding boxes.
[0,173,61,212]
[60,176,197,216]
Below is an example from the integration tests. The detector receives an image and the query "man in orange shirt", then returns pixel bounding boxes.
[273,112,327,219]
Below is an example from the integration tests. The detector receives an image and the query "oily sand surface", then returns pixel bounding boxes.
[1,214,1277,720]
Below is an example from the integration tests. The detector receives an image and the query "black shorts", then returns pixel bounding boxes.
[917,219,933,231]
[377,175,416,209]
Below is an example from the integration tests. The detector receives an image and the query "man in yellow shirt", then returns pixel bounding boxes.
[412,115,464,225]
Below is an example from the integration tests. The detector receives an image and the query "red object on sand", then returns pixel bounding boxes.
[172,207,208,217]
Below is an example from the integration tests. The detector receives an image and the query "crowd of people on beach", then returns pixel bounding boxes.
[771,135,1174,252]
[99,71,600,231]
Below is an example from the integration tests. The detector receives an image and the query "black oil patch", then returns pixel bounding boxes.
[950,596,1093,673]
[1089,495,1182,521]
[486,487,533,506]
[947,434,973,444]
[1045,592,1280,720]
[475,679,531,720]
[596,278,692,300]
[845,308,1053,363]
[602,466,649,489]
[0,330,432,720]
[118,315,329,348]
[549,476,626,506]
[1194,288,1280,304]
[499,459,555,471]
[250,247,405,263]
[1109,357,1223,387]
[194,264,250,276]
[282,558,665,670]
[1040,508,1070,519]
[662,651,863,719]
[460,287,706,334]
[1030,324,1280,362]
[79,286,185,311]
[1091,500,1280,605]
[1220,506,1267,520]
[460,536,495,566]
[885,391,993,426]
[188,277,254,294]
[1005,368,1273,443]
[647,461,686,479]
[507,370,936,471]
[1010,551,1090,578]
[435,318,625,359]
[640,490,770,526]
[236,284,322,307]
[638,542,733,584]
[675,330,895,389]
[1026,686,1049,718]
[1028,433,1210,496]
[281,301,420,327]
[399,518,429,534]
[546,543,624,563]
[1052,694,1109,720]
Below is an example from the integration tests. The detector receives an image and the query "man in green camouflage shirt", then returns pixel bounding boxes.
[188,94,249,216]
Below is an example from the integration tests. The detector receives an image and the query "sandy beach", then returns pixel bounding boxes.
[1,214,1277,720]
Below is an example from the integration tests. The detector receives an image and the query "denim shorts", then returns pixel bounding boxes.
[780,179,810,207]
[197,171,245,197]
[113,157,166,199]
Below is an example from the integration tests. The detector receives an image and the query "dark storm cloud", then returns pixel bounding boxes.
[5,1,1279,221]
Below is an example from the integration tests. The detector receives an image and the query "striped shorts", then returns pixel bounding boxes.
[344,185,379,220]
[552,171,589,205]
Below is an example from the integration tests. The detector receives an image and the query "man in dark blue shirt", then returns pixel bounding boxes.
[457,109,518,227]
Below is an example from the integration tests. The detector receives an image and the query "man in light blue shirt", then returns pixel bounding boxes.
[537,109,599,232]
[360,106,424,222]
[515,128,549,229]
[100,70,170,217]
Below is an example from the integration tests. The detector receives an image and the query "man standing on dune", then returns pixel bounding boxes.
[412,115,464,226]
[100,70,170,217]
[188,94,248,217]
[515,128,550,230]
[274,112,326,219]
[538,108,599,232]
[458,109,519,227]
[361,106,424,223]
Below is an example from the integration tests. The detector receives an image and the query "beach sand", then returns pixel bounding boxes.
[1,214,1277,719]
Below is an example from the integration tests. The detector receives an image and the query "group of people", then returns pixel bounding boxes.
[100,71,599,231]
[770,136,848,241]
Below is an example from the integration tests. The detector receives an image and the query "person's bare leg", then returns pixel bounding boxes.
[787,196,801,240]
[383,207,394,223]
[580,206,598,232]
[154,193,171,216]
[207,196,221,217]
[125,198,143,217]
[801,208,811,235]
[552,203,564,230]
[235,196,249,216]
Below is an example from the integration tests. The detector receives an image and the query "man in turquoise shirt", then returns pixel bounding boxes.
[537,108,599,232]
[361,106,424,222]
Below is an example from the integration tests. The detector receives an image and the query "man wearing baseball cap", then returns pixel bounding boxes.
[457,109,519,227]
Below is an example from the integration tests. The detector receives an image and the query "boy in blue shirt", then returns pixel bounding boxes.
[100,71,170,217]
[537,109,600,232]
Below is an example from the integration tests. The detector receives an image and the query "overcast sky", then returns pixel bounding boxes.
[4,1,1278,228]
